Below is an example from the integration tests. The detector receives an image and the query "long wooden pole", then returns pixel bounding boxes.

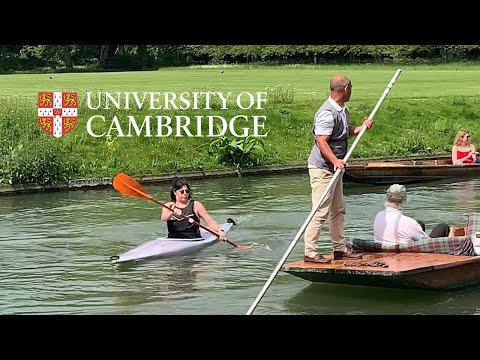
[246,69,402,315]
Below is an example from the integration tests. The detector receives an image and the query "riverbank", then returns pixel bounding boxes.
[0,163,309,196]
[0,153,450,196]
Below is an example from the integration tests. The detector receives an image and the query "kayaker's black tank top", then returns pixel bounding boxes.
[167,200,201,239]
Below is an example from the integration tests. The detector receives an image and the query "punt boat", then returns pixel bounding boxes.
[282,252,480,291]
[344,154,480,185]
[282,222,480,291]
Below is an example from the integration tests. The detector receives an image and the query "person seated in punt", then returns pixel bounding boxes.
[373,184,451,245]
[451,130,478,165]
[348,184,478,257]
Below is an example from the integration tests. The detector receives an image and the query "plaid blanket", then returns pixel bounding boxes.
[348,236,476,256]
[466,213,480,238]
[348,213,480,256]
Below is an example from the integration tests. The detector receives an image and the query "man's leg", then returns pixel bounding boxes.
[304,168,333,258]
[429,223,450,238]
[329,174,346,252]
[330,174,362,260]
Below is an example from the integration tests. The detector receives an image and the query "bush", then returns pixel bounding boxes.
[208,134,266,168]
[0,139,79,185]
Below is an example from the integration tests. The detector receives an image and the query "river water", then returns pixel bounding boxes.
[2,173,480,315]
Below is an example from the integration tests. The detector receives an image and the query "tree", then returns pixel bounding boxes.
[64,45,73,71]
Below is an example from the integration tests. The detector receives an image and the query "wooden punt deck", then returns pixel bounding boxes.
[282,252,480,291]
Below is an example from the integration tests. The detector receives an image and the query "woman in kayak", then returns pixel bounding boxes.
[161,177,228,241]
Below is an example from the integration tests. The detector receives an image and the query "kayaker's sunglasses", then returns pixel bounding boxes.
[178,189,190,194]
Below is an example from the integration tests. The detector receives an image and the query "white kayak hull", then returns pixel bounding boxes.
[111,223,233,264]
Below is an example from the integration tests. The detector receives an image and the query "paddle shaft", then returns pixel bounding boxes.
[246,69,402,315]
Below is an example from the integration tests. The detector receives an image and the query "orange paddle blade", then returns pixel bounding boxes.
[113,173,152,200]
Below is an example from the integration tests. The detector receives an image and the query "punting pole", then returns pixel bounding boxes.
[246,69,402,315]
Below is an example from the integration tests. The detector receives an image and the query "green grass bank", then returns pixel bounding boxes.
[1,63,479,185]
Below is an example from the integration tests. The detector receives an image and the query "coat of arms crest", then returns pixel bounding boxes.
[38,92,78,137]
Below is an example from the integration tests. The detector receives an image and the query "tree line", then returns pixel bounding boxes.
[1,45,479,72]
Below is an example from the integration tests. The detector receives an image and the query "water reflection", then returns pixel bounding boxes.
[284,283,448,315]
[112,257,201,307]
[285,282,480,315]
[451,181,477,214]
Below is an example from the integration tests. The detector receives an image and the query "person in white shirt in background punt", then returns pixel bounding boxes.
[374,184,452,245]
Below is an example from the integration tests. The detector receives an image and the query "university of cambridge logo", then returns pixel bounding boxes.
[38,92,78,137]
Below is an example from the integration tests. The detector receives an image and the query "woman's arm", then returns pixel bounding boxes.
[471,144,477,163]
[451,145,459,164]
[161,202,181,221]
[194,201,226,239]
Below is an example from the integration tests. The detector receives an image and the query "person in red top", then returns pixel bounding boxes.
[451,130,478,164]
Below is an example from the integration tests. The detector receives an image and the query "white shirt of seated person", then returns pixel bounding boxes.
[373,184,428,245]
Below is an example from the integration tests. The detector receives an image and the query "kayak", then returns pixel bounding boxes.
[110,222,233,264]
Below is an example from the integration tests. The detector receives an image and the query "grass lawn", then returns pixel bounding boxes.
[1,63,479,184]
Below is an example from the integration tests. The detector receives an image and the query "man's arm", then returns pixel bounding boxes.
[315,135,345,170]
[348,118,373,136]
